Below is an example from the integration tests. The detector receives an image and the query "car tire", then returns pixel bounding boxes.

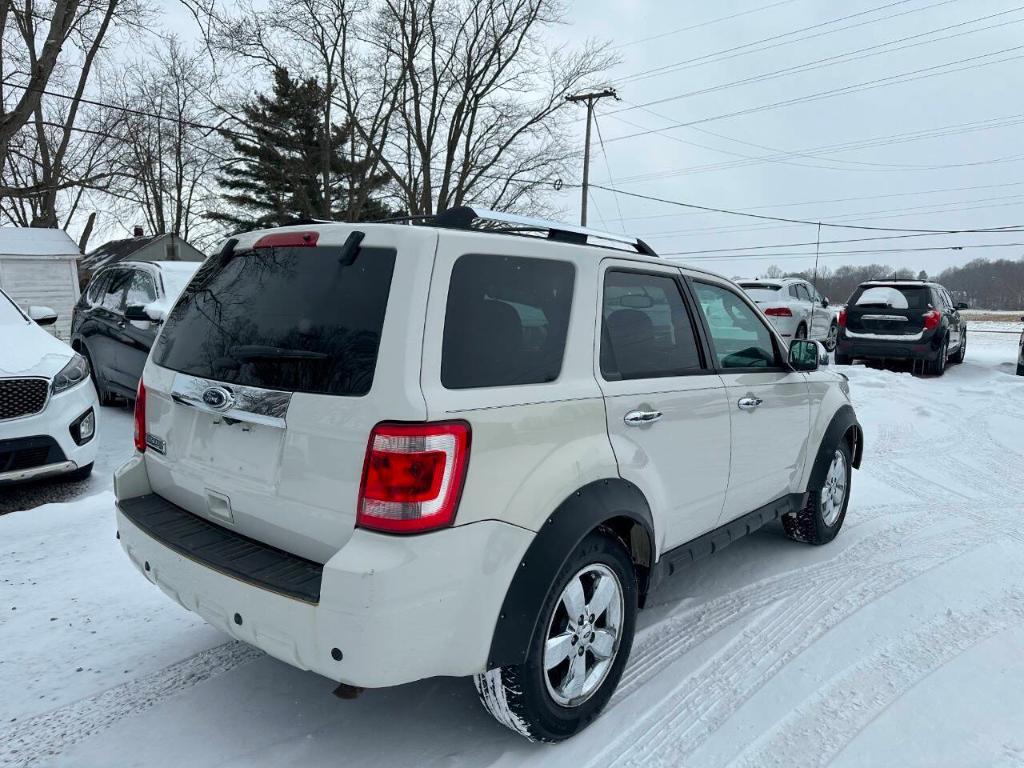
[474,530,638,742]
[65,462,94,482]
[834,351,852,365]
[1017,362,1024,376]
[783,440,852,546]
[795,323,808,340]
[925,337,948,376]
[951,331,966,364]
[823,322,839,352]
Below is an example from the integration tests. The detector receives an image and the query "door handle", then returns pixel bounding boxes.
[737,397,763,411]
[624,409,663,426]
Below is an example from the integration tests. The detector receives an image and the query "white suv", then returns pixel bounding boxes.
[737,277,839,351]
[114,209,862,742]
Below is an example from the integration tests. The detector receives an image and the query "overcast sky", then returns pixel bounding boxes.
[162,0,1024,279]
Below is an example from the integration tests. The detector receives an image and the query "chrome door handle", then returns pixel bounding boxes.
[737,397,763,411]
[624,410,663,426]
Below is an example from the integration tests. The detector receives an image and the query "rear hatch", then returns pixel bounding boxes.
[737,282,784,306]
[845,284,934,336]
[141,225,436,563]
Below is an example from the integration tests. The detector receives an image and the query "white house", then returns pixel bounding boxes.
[0,227,82,341]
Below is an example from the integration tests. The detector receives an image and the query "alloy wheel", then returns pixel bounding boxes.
[820,449,848,526]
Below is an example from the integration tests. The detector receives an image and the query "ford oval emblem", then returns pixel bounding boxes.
[202,386,234,411]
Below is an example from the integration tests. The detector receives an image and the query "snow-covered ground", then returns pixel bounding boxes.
[2,324,1023,768]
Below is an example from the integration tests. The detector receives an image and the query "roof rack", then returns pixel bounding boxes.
[432,205,658,257]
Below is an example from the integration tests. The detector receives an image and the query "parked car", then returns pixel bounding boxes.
[1,288,98,484]
[1017,317,1024,376]
[113,210,863,742]
[71,260,201,404]
[736,277,839,350]
[835,279,967,375]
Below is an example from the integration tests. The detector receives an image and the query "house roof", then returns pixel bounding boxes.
[0,227,80,257]
[81,233,170,272]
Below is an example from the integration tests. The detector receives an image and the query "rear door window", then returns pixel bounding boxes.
[693,281,779,369]
[601,271,704,380]
[441,254,574,389]
[153,244,397,396]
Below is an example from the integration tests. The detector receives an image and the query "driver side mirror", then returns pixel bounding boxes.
[789,339,821,372]
[28,306,58,326]
[124,304,162,323]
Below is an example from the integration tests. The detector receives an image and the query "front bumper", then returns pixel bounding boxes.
[0,380,99,483]
[113,456,533,688]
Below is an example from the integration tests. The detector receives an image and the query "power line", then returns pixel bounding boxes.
[603,45,1024,144]
[613,0,954,86]
[605,8,1024,118]
[591,111,625,231]
[588,183,1024,233]
[610,0,799,50]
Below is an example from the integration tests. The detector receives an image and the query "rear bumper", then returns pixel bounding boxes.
[836,330,942,361]
[113,456,533,688]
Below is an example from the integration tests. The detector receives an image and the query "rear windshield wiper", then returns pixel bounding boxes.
[229,345,329,361]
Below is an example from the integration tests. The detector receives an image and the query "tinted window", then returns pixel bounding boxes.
[694,282,778,369]
[852,285,932,310]
[86,272,110,306]
[100,269,130,312]
[125,270,157,306]
[601,271,703,380]
[441,254,574,389]
[795,284,812,302]
[788,285,801,299]
[153,245,396,396]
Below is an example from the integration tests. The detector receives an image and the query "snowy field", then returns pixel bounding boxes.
[2,323,1023,768]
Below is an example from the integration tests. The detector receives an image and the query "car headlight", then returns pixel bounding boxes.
[52,353,90,395]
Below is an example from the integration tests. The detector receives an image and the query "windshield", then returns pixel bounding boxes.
[0,290,28,326]
[152,244,396,396]
[159,265,201,303]
[739,284,782,302]
[853,285,932,310]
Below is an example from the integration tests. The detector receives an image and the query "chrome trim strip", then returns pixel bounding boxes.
[0,376,51,423]
[168,372,291,429]
[860,314,909,322]
[0,460,77,484]
[844,329,924,341]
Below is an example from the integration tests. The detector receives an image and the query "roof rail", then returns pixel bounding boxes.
[433,205,658,257]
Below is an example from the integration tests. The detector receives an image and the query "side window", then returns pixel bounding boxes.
[788,285,801,300]
[125,270,157,307]
[441,254,574,389]
[600,271,703,380]
[795,284,812,302]
[99,269,131,313]
[85,272,110,306]
[693,282,780,370]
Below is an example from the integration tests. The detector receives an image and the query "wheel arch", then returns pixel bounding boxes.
[806,404,863,495]
[485,478,655,670]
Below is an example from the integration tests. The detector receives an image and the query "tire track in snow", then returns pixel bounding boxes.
[0,641,262,768]
[728,591,1024,768]
[593,523,993,768]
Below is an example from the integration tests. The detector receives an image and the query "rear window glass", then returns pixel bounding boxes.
[853,285,932,310]
[442,254,574,389]
[153,245,396,396]
[738,284,781,302]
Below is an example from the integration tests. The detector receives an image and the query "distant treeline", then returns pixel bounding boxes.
[773,257,1024,309]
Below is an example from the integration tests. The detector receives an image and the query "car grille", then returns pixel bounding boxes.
[0,378,49,420]
[0,436,65,473]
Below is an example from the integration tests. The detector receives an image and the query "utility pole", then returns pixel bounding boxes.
[567,88,617,227]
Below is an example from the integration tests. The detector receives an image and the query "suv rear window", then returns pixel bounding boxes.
[441,254,574,389]
[153,245,396,396]
[852,285,932,310]
[738,283,781,302]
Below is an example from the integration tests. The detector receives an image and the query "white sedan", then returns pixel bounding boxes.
[0,288,99,484]
[737,277,840,351]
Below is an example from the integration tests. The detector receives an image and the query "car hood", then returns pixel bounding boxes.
[0,321,75,379]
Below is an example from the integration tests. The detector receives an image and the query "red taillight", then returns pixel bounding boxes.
[764,306,793,317]
[253,231,319,248]
[133,379,146,453]
[838,308,847,327]
[923,309,941,330]
[357,421,471,534]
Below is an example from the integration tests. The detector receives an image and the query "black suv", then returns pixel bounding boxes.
[835,279,968,375]
[71,261,200,403]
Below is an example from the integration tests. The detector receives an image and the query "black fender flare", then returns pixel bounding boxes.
[807,404,863,495]
[486,478,655,670]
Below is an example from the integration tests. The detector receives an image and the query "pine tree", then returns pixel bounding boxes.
[211,68,392,232]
